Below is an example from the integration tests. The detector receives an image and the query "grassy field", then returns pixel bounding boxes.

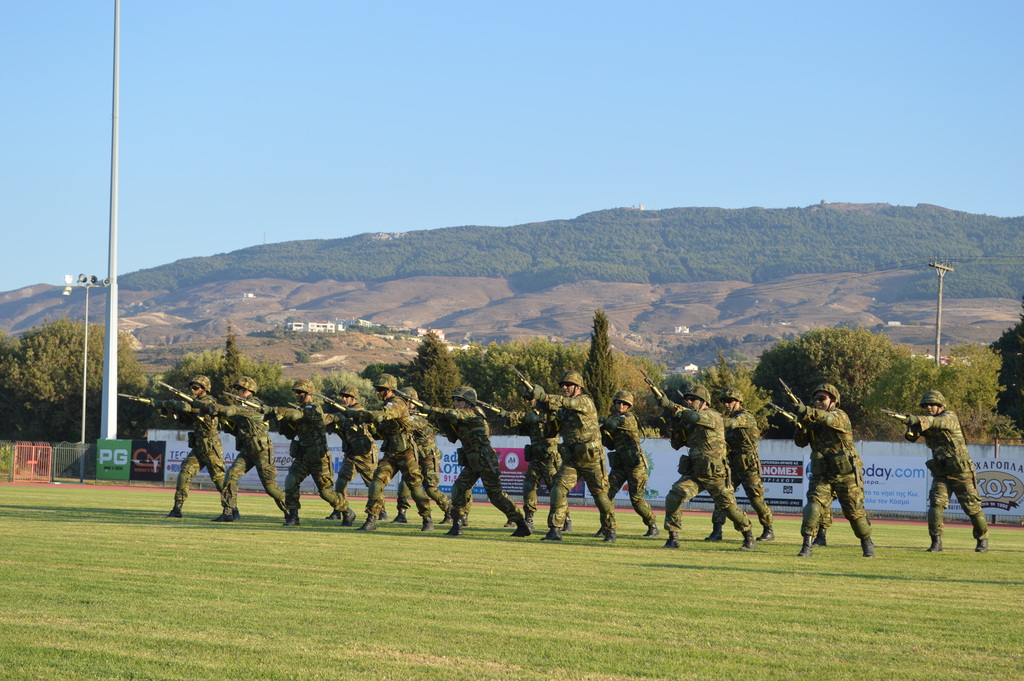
[1,484,1022,681]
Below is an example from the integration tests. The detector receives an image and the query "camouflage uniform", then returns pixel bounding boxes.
[906,399,988,547]
[426,405,523,525]
[545,391,617,534]
[714,408,773,533]
[396,412,453,517]
[327,403,381,514]
[276,402,345,516]
[661,397,752,539]
[505,405,561,521]
[361,395,433,522]
[602,410,657,529]
[217,394,285,516]
[162,392,226,512]
[797,403,872,542]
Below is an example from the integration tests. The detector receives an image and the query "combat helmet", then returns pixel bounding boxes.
[452,386,478,406]
[338,384,361,399]
[292,379,316,394]
[559,370,584,388]
[813,383,840,406]
[920,390,946,408]
[402,387,419,401]
[719,386,743,403]
[374,373,398,390]
[189,375,212,392]
[235,376,258,393]
[612,390,634,406]
[684,386,711,404]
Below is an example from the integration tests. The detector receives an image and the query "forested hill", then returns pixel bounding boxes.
[121,203,1024,298]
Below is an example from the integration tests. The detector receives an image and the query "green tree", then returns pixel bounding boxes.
[406,333,462,407]
[224,322,242,384]
[991,296,1024,431]
[158,346,287,408]
[0,318,145,441]
[700,351,771,434]
[584,309,616,415]
[752,327,906,437]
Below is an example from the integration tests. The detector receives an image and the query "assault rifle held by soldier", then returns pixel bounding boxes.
[880,408,911,422]
[640,369,666,402]
[159,380,197,404]
[767,402,799,422]
[118,393,153,405]
[778,378,799,406]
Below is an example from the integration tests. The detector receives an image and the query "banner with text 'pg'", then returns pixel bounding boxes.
[96,439,132,480]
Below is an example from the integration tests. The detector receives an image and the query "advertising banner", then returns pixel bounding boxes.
[129,440,165,482]
[854,455,930,513]
[951,458,1024,516]
[96,439,131,480]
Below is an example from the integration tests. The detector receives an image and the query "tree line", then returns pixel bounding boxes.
[2,301,1023,445]
[120,204,1024,299]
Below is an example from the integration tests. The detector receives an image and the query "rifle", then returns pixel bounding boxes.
[511,366,535,392]
[640,369,666,401]
[223,391,264,411]
[767,402,799,423]
[881,408,910,422]
[778,378,798,405]
[394,389,428,410]
[475,399,507,416]
[312,392,349,413]
[158,381,196,404]
[118,393,153,405]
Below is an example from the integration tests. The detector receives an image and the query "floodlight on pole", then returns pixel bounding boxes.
[62,273,110,444]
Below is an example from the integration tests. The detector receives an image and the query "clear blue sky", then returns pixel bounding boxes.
[3,1,1021,292]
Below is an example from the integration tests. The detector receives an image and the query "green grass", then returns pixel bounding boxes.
[1,484,1022,681]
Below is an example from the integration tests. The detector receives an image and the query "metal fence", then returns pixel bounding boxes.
[0,440,96,483]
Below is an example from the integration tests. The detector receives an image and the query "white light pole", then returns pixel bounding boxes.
[63,274,110,443]
[101,0,121,440]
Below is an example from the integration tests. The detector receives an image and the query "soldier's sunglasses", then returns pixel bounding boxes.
[189,385,203,391]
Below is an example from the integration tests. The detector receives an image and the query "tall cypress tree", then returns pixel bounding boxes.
[407,332,462,407]
[223,322,243,391]
[584,309,616,415]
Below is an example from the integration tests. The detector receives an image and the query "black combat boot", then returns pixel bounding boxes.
[446,518,464,536]
[440,509,453,525]
[325,509,341,520]
[541,527,563,541]
[562,514,573,532]
[232,508,240,520]
[602,529,617,543]
[976,537,989,553]
[378,509,389,521]
[283,510,300,527]
[421,517,434,532]
[757,526,775,542]
[511,518,533,537]
[462,516,469,527]
[926,535,943,552]
[661,531,680,549]
[358,516,377,531]
[861,537,876,558]
[524,512,534,530]
[165,503,183,518]
[797,535,814,557]
[644,523,660,538]
[393,510,408,523]
[593,527,607,538]
[211,510,233,522]
[341,509,356,527]
[704,522,723,542]
[740,530,756,550]
[813,527,827,546]
[504,518,517,528]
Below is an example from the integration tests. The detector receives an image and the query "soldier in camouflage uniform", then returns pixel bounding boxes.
[274,379,346,526]
[707,387,774,542]
[792,414,833,547]
[656,386,756,550]
[395,387,453,524]
[206,376,286,522]
[324,384,379,526]
[355,374,435,532]
[155,375,226,518]
[788,383,875,557]
[539,371,617,543]
[504,392,570,531]
[422,387,531,537]
[601,390,658,538]
[902,390,989,553]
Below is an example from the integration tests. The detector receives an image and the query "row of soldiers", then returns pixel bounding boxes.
[142,369,991,555]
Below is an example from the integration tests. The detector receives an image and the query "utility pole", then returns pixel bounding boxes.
[930,260,954,367]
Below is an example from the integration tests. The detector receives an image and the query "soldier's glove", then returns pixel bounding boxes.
[497,409,510,418]
[151,399,166,409]
[905,414,920,428]
[197,402,219,416]
[531,383,546,401]
[167,400,190,412]
[793,402,808,418]
[260,405,275,415]
[658,395,674,410]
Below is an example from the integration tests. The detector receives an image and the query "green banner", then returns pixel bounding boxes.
[96,439,132,480]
